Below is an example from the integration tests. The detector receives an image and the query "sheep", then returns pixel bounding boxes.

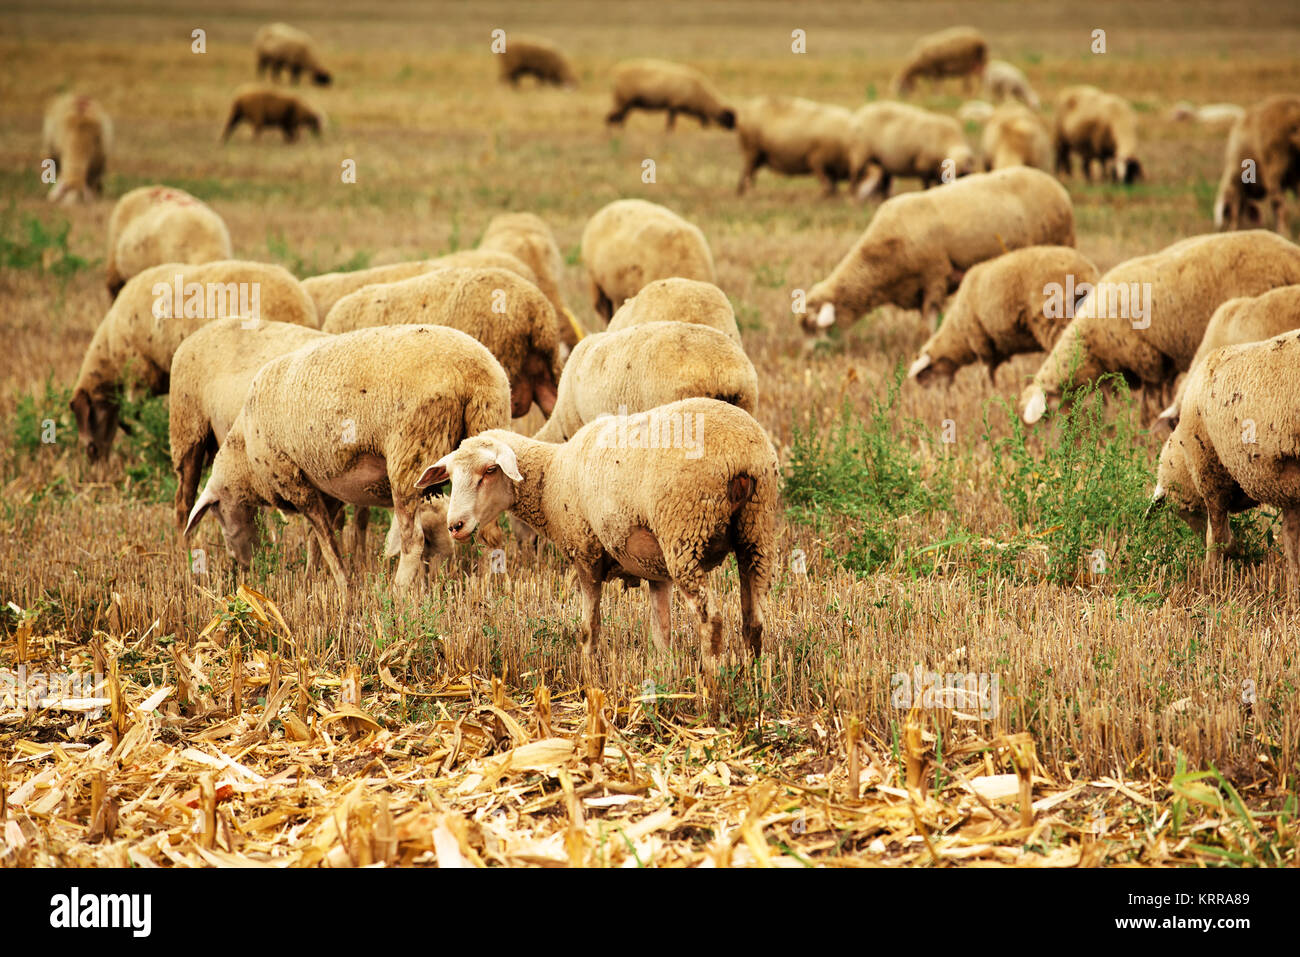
[478,213,583,346]
[849,101,978,200]
[322,266,561,419]
[533,322,758,444]
[892,27,989,97]
[1212,95,1300,234]
[302,249,539,324]
[981,102,1052,171]
[1170,101,1245,126]
[908,246,1100,388]
[1149,331,1300,587]
[169,318,329,531]
[105,186,232,298]
[221,85,324,142]
[984,60,1040,110]
[1154,284,1300,434]
[605,278,743,346]
[580,199,716,321]
[803,166,1075,334]
[416,397,779,667]
[734,96,859,196]
[1052,85,1143,184]
[957,100,996,125]
[185,325,512,590]
[1019,231,1300,425]
[41,94,111,204]
[498,34,577,88]
[254,22,332,85]
[71,260,319,462]
[605,59,736,131]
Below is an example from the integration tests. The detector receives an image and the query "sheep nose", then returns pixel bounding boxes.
[449,520,465,534]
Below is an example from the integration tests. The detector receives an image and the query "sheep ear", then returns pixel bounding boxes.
[908,353,932,379]
[1022,386,1047,425]
[815,303,836,328]
[494,443,523,482]
[415,454,453,489]
[185,485,219,537]
[1144,485,1167,519]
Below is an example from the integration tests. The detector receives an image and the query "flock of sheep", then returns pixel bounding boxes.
[33,21,1300,679]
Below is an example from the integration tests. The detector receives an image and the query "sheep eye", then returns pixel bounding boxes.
[484,465,498,476]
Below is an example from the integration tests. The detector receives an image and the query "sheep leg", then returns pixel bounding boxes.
[737,150,763,196]
[575,563,605,657]
[648,579,673,651]
[670,561,723,672]
[921,279,948,332]
[391,506,424,589]
[301,495,349,591]
[220,109,243,142]
[1203,498,1234,578]
[665,108,677,131]
[812,160,838,197]
[1283,507,1300,597]
[350,506,370,559]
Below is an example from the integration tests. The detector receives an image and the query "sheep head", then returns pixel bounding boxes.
[416,433,522,543]
[1149,435,1204,532]
[70,388,121,462]
[908,352,959,388]
[184,477,258,567]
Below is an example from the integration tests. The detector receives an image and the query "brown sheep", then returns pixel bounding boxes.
[580,199,716,321]
[735,96,859,196]
[221,85,324,142]
[105,186,232,298]
[606,59,736,131]
[41,94,112,204]
[1052,85,1143,184]
[1213,95,1300,234]
[892,27,989,97]
[254,23,332,85]
[498,34,577,88]
[981,102,1052,171]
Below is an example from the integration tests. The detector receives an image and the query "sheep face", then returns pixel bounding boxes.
[415,435,522,543]
[1119,156,1143,185]
[70,389,120,462]
[1150,437,1205,533]
[800,283,841,335]
[717,108,737,130]
[185,481,258,567]
[908,352,959,388]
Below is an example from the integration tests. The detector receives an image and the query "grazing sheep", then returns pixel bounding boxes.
[580,199,716,321]
[478,213,582,346]
[71,260,319,462]
[302,249,539,324]
[1019,231,1300,425]
[734,96,859,196]
[41,94,111,204]
[958,100,996,125]
[1213,95,1300,234]
[984,60,1039,110]
[498,34,577,88]
[1149,331,1300,587]
[909,246,1099,387]
[221,85,324,142]
[254,22,332,85]
[803,166,1075,333]
[1170,101,1245,126]
[185,325,512,590]
[417,398,780,666]
[606,278,743,346]
[850,101,978,200]
[105,187,232,298]
[606,59,736,131]
[981,102,1052,171]
[1052,85,1143,184]
[892,27,988,97]
[533,322,758,443]
[1155,284,1300,434]
[169,318,328,530]
[322,266,561,419]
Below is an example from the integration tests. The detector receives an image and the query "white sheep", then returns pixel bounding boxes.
[41,94,112,204]
[1052,85,1143,184]
[105,186,232,297]
[984,60,1039,109]
[981,102,1051,171]
[850,101,978,200]
[478,212,582,346]
[606,278,743,345]
[606,59,736,130]
[254,22,332,85]
[734,96,859,196]
[1213,95,1300,233]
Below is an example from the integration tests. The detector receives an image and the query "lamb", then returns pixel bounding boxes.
[908,246,1100,387]
[105,186,232,297]
[71,260,319,462]
[41,94,111,204]
[498,34,577,88]
[1052,85,1143,184]
[221,85,324,142]
[1019,231,1300,425]
[580,199,716,321]
[605,59,736,131]
[1149,331,1300,588]
[1170,101,1245,126]
[302,249,539,324]
[984,60,1039,110]
[849,101,978,200]
[254,22,332,85]
[533,322,758,444]
[322,266,561,418]
[734,96,859,196]
[802,166,1075,333]
[168,318,329,530]
[185,325,512,590]
[892,27,989,97]
[1212,95,1300,234]
[605,278,743,346]
[1154,284,1300,434]
[478,213,582,345]
[981,102,1051,171]
[417,398,779,667]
